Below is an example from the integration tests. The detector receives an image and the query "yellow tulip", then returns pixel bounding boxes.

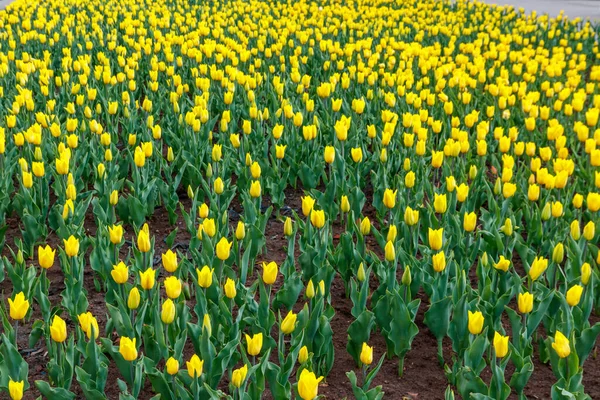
[78,312,99,339]
[128,288,141,310]
[581,262,591,285]
[235,221,246,240]
[383,189,397,209]
[552,243,564,264]
[108,225,123,245]
[111,262,129,284]
[433,193,447,214]
[38,245,55,269]
[301,196,315,217]
[202,218,216,237]
[245,332,263,356]
[566,285,583,307]
[215,177,225,195]
[8,292,29,320]
[463,212,477,232]
[119,337,138,361]
[162,250,178,273]
[216,237,232,261]
[384,240,395,261]
[249,180,261,198]
[324,146,335,164]
[298,369,324,400]
[196,266,214,288]
[404,207,419,226]
[262,261,278,285]
[284,217,293,236]
[231,364,248,388]
[161,299,176,324]
[432,251,446,272]
[310,209,325,229]
[493,332,509,358]
[137,227,151,253]
[350,147,363,162]
[583,221,595,241]
[64,235,79,257]
[494,255,511,272]
[529,256,548,281]
[224,278,237,299]
[8,380,24,400]
[298,346,309,364]
[306,280,315,299]
[360,217,371,235]
[280,311,297,335]
[468,310,484,335]
[164,276,182,299]
[360,343,373,365]
[552,331,570,358]
[428,228,443,250]
[139,268,156,290]
[50,315,67,343]
[166,357,179,375]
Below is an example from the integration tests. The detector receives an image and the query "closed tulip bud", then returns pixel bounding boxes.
[167,147,174,162]
[206,163,213,178]
[8,380,24,400]
[306,280,315,299]
[401,266,412,286]
[566,285,583,307]
[284,217,293,236]
[518,292,534,314]
[137,226,151,253]
[250,162,261,179]
[552,243,564,263]
[128,287,141,309]
[8,292,29,320]
[139,268,156,290]
[551,201,563,218]
[432,251,446,272]
[539,202,551,220]
[298,369,324,400]
[404,206,419,226]
[214,177,224,195]
[463,212,477,232]
[302,196,315,217]
[380,148,387,163]
[324,146,335,164]
[529,256,548,281]
[235,221,245,240]
[468,310,484,335]
[262,261,278,285]
[281,311,297,334]
[310,209,325,229]
[202,314,212,335]
[196,266,214,288]
[385,240,395,261]
[198,203,209,219]
[64,235,79,257]
[276,145,286,159]
[231,364,248,388]
[161,299,176,324]
[119,337,138,361]
[360,217,371,235]
[216,237,232,260]
[552,331,571,358]
[186,354,204,378]
[581,262,591,285]
[494,255,511,272]
[38,245,55,269]
[110,190,119,206]
[405,171,415,188]
[224,278,237,299]
[584,221,595,241]
[357,263,366,282]
[428,228,443,250]
[340,195,350,213]
[162,250,178,273]
[433,193,447,214]
[571,220,581,240]
[493,332,509,358]
[360,343,373,365]
[166,357,179,375]
[387,225,397,242]
[212,145,222,162]
[446,176,456,192]
[245,332,263,356]
[187,185,194,199]
[469,165,478,180]
[249,180,261,198]
[111,262,129,284]
[22,171,33,188]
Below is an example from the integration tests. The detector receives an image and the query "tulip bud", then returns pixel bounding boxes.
[306,280,315,299]
[384,241,395,261]
[283,217,293,236]
[360,343,373,365]
[481,252,489,267]
[340,195,350,213]
[541,203,551,220]
[206,163,213,178]
[166,357,179,375]
[581,262,592,285]
[360,217,371,235]
[583,221,595,241]
[128,287,140,309]
[298,346,309,364]
[357,263,366,282]
[552,243,564,264]
[401,266,411,286]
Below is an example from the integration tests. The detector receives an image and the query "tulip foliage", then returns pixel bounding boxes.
[0,0,600,399]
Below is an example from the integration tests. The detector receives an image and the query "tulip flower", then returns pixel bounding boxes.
[518,292,534,314]
[202,218,216,237]
[384,241,395,261]
[245,332,263,356]
[298,346,309,364]
[433,193,447,214]
[383,189,397,209]
[581,263,591,285]
[235,221,245,240]
[467,310,484,335]
[529,256,548,281]
[493,332,509,358]
[231,364,248,388]
[284,217,293,236]
[128,288,141,310]
[350,147,362,162]
[196,266,214,288]
[262,261,278,285]
[139,268,156,290]
[552,243,564,264]
[8,292,29,320]
[224,278,237,299]
[310,209,325,229]
[164,276,182,299]
[280,311,297,335]
[298,369,324,400]
[166,357,179,375]
[360,217,371,235]
[216,237,232,261]
[64,235,79,257]
[432,251,446,272]
[111,262,129,284]
[8,380,24,400]
[38,245,55,269]
[583,221,595,241]
[301,196,316,217]
[463,212,477,232]
[404,207,419,226]
[119,337,138,361]
[566,285,583,307]
[162,250,178,273]
[324,146,335,164]
[50,315,67,343]
[551,331,571,358]
[494,256,511,272]
[108,225,123,245]
[161,299,176,324]
[137,227,151,253]
[428,228,443,250]
[360,342,373,365]
[215,177,225,194]
[78,312,99,339]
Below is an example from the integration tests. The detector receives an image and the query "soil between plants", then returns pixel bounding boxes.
[0,186,599,400]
